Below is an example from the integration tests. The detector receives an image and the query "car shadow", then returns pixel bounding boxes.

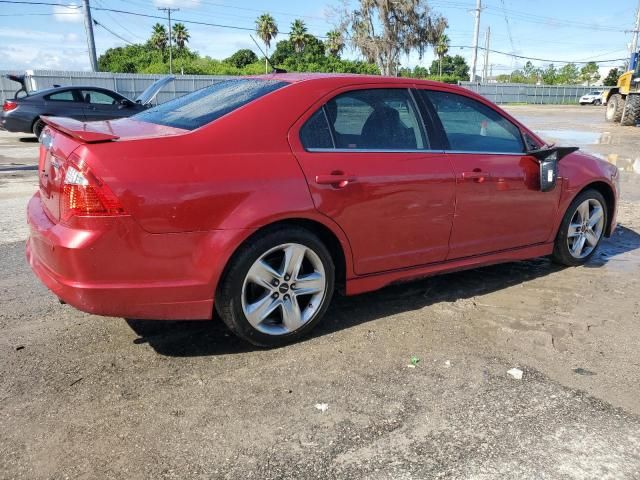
[18,137,38,143]
[125,225,640,357]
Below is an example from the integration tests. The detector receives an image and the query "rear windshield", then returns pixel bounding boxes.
[132,79,288,130]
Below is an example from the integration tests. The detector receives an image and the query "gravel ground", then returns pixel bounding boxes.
[0,105,639,479]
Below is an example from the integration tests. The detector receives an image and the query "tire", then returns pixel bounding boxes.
[594,99,602,106]
[215,226,335,347]
[605,94,624,123]
[552,189,607,266]
[32,118,45,138]
[620,94,640,126]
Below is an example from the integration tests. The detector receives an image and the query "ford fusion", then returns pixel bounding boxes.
[26,74,619,347]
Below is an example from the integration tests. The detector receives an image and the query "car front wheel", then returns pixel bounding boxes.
[216,227,335,347]
[552,189,607,266]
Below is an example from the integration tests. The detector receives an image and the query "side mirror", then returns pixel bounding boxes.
[527,146,579,192]
[119,98,133,108]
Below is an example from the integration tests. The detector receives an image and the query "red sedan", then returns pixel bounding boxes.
[27,74,619,346]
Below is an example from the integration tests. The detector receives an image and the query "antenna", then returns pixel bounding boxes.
[250,35,287,74]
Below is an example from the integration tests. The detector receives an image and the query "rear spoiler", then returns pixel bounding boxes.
[41,116,120,143]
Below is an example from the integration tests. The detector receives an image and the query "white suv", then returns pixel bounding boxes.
[579,91,603,105]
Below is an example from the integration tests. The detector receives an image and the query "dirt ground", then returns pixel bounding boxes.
[1,105,639,479]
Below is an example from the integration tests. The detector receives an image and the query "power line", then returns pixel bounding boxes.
[92,17,135,45]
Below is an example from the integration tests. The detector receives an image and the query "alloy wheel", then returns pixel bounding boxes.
[241,243,327,335]
[566,198,605,259]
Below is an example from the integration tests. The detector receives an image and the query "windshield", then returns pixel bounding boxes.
[132,79,288,130]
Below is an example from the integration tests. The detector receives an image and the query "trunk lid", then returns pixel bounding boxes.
[38,116,186,222]
[134,75,175,106]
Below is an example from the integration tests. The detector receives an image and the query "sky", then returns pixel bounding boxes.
[0,0,637,78]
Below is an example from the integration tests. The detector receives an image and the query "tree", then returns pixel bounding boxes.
[429,54,468,81]
[255,13,278,73]
[151,23,168,52]
[289,19,308,53]
[522,61,541,83]
[603,67,622,87]
[225,49,258,68]
[557,63,579,84]
[325,30,344,58]
[434,33,449,78]
[342,0,447,76]
[541,64,557,85]
[172,23,190,49]
[580,61,601,86]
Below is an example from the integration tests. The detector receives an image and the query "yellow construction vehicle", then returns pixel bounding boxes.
[604,50,640,126]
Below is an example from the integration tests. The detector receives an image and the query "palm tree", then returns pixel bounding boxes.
[289,19,307,53]
[255,13,278,73]
[151,23,168,52]
[435,34,450,79]
[172,23,190,49]
[325,30,344,58]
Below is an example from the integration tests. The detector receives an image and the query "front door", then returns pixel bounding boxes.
[290,87,456,275]
[417,89,561,259]
[80,89,125,121]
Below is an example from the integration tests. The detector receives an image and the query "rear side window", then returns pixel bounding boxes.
[421,90,524,153]
[46,91,75,102]
[300,88,427,151]
[300,108,334,149]
[133,79,288,130]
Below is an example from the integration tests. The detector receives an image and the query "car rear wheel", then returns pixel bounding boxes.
[32,118,45,138]
[216,227,335,347]
[594,99,602,106]
[552,189,607,266]
[605,94,624,122]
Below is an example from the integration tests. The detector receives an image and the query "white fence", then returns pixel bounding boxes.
[0,70,232,104]
[459,82,606,104]
[1,70,605,105]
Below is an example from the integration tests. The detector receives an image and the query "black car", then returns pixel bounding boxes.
[1,75,174,137]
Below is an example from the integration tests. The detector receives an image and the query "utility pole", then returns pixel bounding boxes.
[158,7,179,74]
[631,0,640,56]
[482,27,490,82]
[469,0,482,82]
[82,0,98,71]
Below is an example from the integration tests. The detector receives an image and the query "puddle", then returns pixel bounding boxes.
[535,129,640,175]
[537,129,601,145]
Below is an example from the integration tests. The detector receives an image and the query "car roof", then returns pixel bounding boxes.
[31,85,123,97]
[257,72,449,88]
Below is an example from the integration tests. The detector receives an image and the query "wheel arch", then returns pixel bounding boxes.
[573,181,616,237]
[217,217,353,296]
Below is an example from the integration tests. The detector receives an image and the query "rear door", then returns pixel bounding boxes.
[289,85,456,275]
[43,89,86,121]
[417,88,560,259]
[80,89,126,121]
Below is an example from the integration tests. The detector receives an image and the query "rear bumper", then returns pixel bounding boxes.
[26,192,244,320]
[0,111,33,133]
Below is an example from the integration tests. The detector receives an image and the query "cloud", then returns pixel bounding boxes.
[0,43,90,71]
[53,3,83,23]
[154,0,200,8]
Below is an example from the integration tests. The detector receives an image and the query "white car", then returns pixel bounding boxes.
[579,91,604,105]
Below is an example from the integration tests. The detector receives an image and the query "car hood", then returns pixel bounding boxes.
[134,75,175,106]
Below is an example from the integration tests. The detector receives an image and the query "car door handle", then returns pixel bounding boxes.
[315,173,356,188]
[461,170,491,183]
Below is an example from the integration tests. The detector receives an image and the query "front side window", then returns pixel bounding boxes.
[133,79,288,131]
[81,90,120,105]
[421,90,524,153]
[300,88,427,151]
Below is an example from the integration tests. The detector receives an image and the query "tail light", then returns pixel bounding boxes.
[61,157,126,221]
[3,100,18,112]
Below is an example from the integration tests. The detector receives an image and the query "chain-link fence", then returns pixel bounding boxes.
[459,82,606,104]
